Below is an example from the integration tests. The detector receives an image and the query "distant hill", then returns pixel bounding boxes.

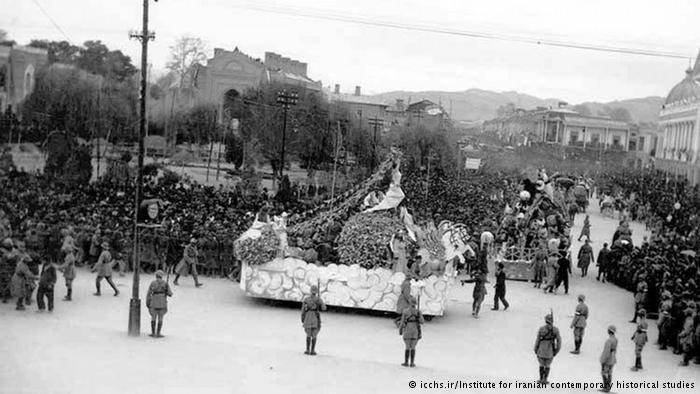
[371,89,664,124]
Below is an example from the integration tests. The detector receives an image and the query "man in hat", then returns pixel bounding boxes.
[599,325,618,393]
[596,243,610,282]
[570,294,589,354]
[395,274,413,326]
[174,238,202,287]
[630,275,648,323]
[657,290,673,350]
[146,270,173,338]
[301,284,326,355]
[491,262,509,311]
[630,308,648,371]
[534,313,561,386]
[399,295,424,367]
[93,242,119,296]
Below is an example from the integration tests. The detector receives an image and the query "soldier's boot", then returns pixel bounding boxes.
[156,321,164,338]
[679,353,690,366]
[94,280,101,296]
[409,349,416,367]
[310,338,317,355]
[173,275,180,286]
[538,367,544,384]
[543,367,550,385]
[570,340,580,354]
[63,288,72,301]
[16,297,25,311]
[631,357,640,371]
[304,338,311,355]
[637,357,643,370]
[149,321,156,337]
[401,350,409,366]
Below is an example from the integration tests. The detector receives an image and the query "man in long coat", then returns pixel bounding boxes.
[534,313,561,386]
[301,284,326,355]
[577,240,594,277]
[11,254,38,310]
[146,270,173,338]
[596,243,610,282]
[570,294,589,354]
[174,238,202,287]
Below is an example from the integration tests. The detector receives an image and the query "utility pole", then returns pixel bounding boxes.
[127,0,156,337]
[276,90,298,180]
[368,117,384,171]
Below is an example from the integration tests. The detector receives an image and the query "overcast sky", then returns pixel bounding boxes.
[2,0,699,103]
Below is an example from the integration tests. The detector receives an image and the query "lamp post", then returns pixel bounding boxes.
[276,90,298,180]
[127,0,156,337]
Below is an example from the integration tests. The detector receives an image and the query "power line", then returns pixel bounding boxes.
[30,0,73,44]
[230,2,693,61]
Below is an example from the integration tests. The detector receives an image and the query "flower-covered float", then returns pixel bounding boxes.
[236,149,474,316]
[495,171,572,280]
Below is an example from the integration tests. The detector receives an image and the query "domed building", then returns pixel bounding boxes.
[657,51,700,184]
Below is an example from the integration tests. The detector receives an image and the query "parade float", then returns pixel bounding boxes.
[495,174,572,281]
[235,149,474,316]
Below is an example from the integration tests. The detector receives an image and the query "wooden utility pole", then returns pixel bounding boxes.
[368,117,384,171]
[127,0,156,337]
[276,90,298,180]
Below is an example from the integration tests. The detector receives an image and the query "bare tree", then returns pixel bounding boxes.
[166,36,207,94]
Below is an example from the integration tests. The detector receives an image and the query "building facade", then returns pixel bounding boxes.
[484,106,632,151]
[0,45,48,114]
[653,52,700,184]
[327,85,389,129]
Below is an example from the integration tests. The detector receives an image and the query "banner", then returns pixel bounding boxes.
[464,158,481,170]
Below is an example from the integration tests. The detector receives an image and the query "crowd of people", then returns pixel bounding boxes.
[593,167,700,367]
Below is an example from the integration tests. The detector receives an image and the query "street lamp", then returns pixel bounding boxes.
[127,0,157,337]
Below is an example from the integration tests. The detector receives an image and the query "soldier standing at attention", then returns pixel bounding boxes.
[146,270,173,338]
[630,308,648,371]
[92,242,119,296]
[534,313,561,386]
[399,296,424,367]
[570,294,589,354]
[599,325,617,393]
[301,285,326,356]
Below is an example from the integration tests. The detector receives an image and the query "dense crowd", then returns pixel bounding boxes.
[594,168,700,366]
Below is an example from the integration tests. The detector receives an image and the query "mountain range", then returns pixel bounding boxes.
[371,88,664,125]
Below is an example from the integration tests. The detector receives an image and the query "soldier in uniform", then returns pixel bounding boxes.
[174,238,203,287]
[301,285,326,355]
[399,296,424,367]
[657,290,673,350]
[146,270,173,338]
[58,246,76,301]
[534,313,561,386]
[596,243,610,282]
[630,308,648,371]
[630,274,648,323]
[678,305,696,366]
[395,275,412,326]
[92,242,119,296]
[570,294,589,354]
[491,262,509,311]
[599,325,617,393]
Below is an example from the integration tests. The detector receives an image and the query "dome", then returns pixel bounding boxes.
[665,68,700,105]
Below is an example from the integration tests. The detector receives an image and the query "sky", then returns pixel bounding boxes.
[2,0,699,103]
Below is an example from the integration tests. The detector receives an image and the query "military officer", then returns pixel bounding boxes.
[599,325,618,393]
[630,308,648,371]
[301,285,326,355]
[399,296,424,367]
[570,294,589,354]
[58,246,76,301]
[174,238,203,287]
[657,291,673,350]
[534,313,561,386]
[146,270,173,338]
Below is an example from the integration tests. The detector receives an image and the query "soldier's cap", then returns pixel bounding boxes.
[578,294,585,301]
[155,270,165,278]
[607,325,616,334]
[310,285,318,294]
[545,313,553,323]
